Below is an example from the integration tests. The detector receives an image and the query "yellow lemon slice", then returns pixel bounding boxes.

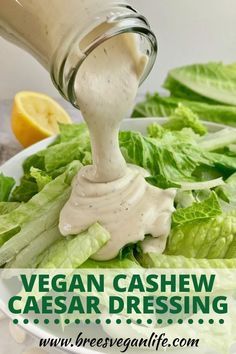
[11,91,72,147]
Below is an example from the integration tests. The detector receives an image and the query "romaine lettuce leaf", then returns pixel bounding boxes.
[23,142,83,173]
[0,161,81,250]
[30,167,52,191]
[0,202,20,215]
[137,252,236,269]
[52,123,90,146]
[147,122,165,139]
[166,210,236,259]
[217,173,236,208]
[163,75,217,103]
[132,93,175,118]
[4,226,62,270]
[80,257,140,269]
[23,123,91,175]
[199,128,236,151]
[163,62,236,105]
[163,104,207,136]
[132,94,236,127]
[119,130,211,183]
[146,175,180,189]
[11,168,52,203]
[11,177,38,203]
[0,173,15,202]
[172,192,222,226]
[37,223,110,269]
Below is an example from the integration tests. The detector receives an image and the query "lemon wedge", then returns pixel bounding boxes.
[11,91,72,147]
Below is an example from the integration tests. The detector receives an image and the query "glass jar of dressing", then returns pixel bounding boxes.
[0,0,157,107]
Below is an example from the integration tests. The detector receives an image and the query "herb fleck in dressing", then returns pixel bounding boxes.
[59,34,176,260]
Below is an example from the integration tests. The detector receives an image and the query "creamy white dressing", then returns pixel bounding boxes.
[59,33,176,260]
[0,1,175,259]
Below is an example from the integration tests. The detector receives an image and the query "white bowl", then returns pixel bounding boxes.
[0,118,229,354]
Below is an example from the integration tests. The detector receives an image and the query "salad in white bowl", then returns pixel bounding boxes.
[0,108,236,271]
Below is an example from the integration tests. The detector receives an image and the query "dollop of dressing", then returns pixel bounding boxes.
[59,33,176,260]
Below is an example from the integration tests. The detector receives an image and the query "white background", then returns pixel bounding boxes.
[0,0,236,100]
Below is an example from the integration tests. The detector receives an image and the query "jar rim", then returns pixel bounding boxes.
[51,8,157,108]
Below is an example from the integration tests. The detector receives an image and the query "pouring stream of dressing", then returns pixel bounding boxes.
[59,33,176,260]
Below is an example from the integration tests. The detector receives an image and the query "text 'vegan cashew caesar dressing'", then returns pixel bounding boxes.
[59,33,176,260]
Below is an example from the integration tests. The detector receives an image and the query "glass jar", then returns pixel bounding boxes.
[0,0,157,108]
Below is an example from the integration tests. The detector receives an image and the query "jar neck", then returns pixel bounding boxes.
[51,3,157,108]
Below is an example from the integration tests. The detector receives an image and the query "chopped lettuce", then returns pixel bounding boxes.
[0,173,15,202]
[11,177,38,202]
[0,202,20,215]
[147,122,165,139]
[217,173,236,207]
[172,192,222,226]
[199,128,236,151]
[4,226,62,270]
[137,252,236,269]
[163,104,207,136]
[52,123,90,146]
[23,123,91,174]
[0,161,81,254]
[146,175,180,189]
[132,93,236,127]
[12,168,52,203]
[12,123,91,203]
[30,167,52,191]
[80,257,140,269]
[180,177,224,191]
[166,210,236,259]
[37,223,110,269]
[119,130,211,183]
[24,142,83,173]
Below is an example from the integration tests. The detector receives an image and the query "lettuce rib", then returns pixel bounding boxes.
[3,226,62,272]
[37,223,110,269]
[138,252,236,269]
[0,161,81,264]
[166,210,236,260]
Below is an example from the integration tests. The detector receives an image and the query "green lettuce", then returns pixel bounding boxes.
[0,202,20,215]
[137,252,236,269]
[30,167,52,191]
[11,168,52,203]
[23,123,91,175]
[163,75,216,103]
[132,94,236,127]
[172,192,222,226]
[217,173,236,207]
[80,257,140,269]
[166,210,236,259]
[163,62,236,105]
[163,104,207,136]
[199,128,236,151]
[0,161,81,261]
[52,123,90,146]
[0,173,15,202]
[120,130,211,183]
[147,123,165,139]
[12,123,91,203]
[37,223,110,269]
[11,177,38,203]
[146,175,180,189]
[4,226,62,270]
